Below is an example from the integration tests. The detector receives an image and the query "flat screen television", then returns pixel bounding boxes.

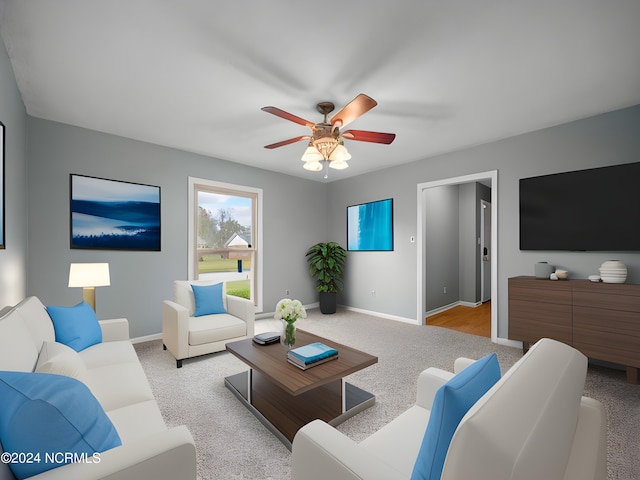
[519,162,640,251]
[347,198,394,251]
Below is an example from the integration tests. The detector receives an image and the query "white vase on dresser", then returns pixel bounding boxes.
[599,260,628,284]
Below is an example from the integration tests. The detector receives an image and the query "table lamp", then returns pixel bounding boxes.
[68,263,110,311]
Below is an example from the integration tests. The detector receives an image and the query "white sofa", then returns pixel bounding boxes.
[292,338,607,480]
[162,280,255,368]
[0,296,196,480]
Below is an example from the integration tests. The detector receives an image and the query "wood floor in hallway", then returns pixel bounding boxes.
[426,301,491,338]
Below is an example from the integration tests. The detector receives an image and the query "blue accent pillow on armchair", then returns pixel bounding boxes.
[46,301,102,352]
[0,371,121,480]
[191,283,227,316]
[411,353,501,480]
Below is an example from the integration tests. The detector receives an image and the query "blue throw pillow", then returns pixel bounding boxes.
[411,353,501,480]
[46,301,102,352]
[191,283,227,316]
[0,371,121,479]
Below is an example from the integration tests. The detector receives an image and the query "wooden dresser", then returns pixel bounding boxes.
[509,276,640,383]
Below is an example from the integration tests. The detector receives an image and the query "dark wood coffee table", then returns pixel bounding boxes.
[225,329,378,449]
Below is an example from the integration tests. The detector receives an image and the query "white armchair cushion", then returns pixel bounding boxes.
[188,314,247,346]
[35,341,90,384]
[360,405,431,478]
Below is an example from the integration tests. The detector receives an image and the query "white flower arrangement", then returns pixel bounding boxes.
[274,298,306,324]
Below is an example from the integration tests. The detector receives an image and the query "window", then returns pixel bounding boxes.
[188,177,263,312]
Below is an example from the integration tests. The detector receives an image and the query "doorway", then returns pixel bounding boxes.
[416,171,498,342]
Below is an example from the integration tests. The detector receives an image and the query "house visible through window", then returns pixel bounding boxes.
[188,177,262,312]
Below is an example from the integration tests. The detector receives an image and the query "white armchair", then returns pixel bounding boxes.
[291,338,606,480]
[162,280,255,368]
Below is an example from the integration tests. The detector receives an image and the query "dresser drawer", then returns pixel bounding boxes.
[509,300,572,344]
[573,306,640,366]
[509,278,572,306]
[573,290,640,313]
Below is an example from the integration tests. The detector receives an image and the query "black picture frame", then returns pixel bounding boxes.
[70,174,161,251]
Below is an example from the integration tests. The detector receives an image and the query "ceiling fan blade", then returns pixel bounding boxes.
[342,130,396,145]
[264,136,310,149]
[330,94,377,128]
[261,106,315,128]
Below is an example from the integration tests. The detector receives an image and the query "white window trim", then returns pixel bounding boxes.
[188,176,263,313]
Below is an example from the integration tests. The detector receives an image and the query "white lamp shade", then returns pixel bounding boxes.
[68,263,111,287]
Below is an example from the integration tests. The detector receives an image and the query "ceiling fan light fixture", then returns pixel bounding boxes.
[329,159,349,170]
[312,136,339,159]
[262,94,395,175]
[301,145,323,162]
[303,160,323,172]
[328,143,351,162]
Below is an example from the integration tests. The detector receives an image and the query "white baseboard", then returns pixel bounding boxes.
[425,300,482,318]
[131,332,162,344]
[425,301,460,317]
[255,302,319,320]
[495,337,523,349]
[342,305,419,325]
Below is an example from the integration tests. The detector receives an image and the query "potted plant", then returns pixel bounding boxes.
[305,242,347,314]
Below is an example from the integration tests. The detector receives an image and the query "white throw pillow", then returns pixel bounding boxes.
[35,341,90,384]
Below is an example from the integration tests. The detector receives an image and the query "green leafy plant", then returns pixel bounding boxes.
[305,242,347,293]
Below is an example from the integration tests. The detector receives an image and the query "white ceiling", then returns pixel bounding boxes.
[1,1,639,182]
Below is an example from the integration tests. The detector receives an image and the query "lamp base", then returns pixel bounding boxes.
[82,287,97,311]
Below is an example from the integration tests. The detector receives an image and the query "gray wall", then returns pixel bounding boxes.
[25,118,326,338]
[424,184,460,312]
[458,183,477,304]
[328,104,640,337]
[0,37,28,308]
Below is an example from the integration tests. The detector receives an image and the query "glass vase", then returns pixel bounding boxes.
[282,320,296,348]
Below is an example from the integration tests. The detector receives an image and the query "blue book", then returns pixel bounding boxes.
[288,342,338,364]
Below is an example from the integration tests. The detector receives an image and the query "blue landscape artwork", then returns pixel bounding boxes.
[71,175,161,251]
[347,198,393,251]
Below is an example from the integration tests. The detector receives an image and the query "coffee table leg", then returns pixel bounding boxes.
[224,369,375,451]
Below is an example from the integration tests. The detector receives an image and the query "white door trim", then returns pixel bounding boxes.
[416,170,499,342]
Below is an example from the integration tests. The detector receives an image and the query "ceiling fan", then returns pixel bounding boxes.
[261,94,396,172]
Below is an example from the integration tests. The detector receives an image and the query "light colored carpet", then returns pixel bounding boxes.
[135,308,639,480]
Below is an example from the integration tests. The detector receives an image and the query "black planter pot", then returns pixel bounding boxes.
[319,291,337,314]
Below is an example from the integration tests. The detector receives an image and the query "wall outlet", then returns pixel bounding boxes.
[285,290,290,296]
[443,286,447,294]
[371,290,376,296]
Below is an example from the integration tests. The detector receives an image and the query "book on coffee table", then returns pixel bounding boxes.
[287,342,339,370]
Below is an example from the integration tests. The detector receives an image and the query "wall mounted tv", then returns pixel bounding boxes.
[519,162,640,251]
[347,198,394,251]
